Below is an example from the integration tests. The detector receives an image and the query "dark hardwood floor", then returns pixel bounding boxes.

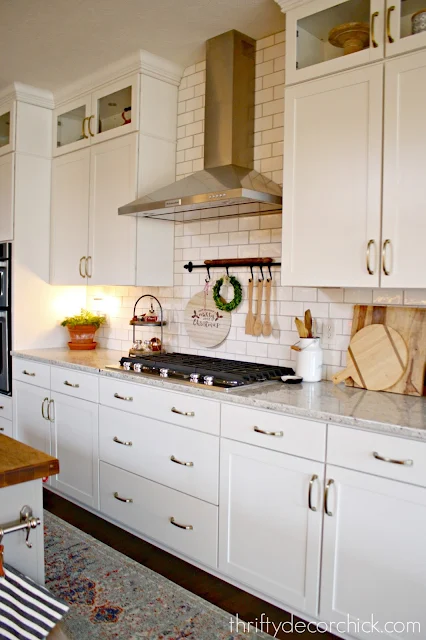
[44,490,336,639]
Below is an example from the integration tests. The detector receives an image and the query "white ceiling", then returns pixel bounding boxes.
[0,0,285,93]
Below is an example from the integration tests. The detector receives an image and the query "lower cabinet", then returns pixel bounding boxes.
[320,465,426,639]
[99,461,218,568]
[14,380,51,454]
[219,438,324,616]
[50,392,99,508]
[0,415,13,437]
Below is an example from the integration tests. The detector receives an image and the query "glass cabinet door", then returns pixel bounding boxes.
[53,96,91,157]
[286,0,385,84]
[91,74,139,143]
[0,102,15,157]
[385,0,426,56]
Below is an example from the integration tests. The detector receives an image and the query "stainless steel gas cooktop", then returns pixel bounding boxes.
[106,353,294,391]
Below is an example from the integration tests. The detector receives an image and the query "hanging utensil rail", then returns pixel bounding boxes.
[184,259,281,281]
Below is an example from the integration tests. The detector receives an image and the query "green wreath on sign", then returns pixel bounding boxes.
[212,276,243,312]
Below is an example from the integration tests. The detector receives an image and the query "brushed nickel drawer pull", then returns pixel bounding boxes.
[170,517,193,530]
[373,451,413,466]
[79,256,86,278]
[64,381,80,388]
[171,407,195,417]
[254,426,283,437]
[308,474,319,512]
[41,397,49,420]
[114,393,133,402]
[170,455,194,467]
[23,370,35,377]
[325,479,335,517]
[48,399,55,422]
[113,436,133,447]
[382,239,392,276]
[366,239,376,275]
[113,492,133,503]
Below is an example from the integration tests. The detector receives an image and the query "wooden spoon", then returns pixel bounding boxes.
[304,309,313,338]
[245,278,255,335]
[262,279,272,337]
[295,317,309,338]
[253,279,264,337]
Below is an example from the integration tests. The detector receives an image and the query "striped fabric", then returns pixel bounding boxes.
[0,564,68,640]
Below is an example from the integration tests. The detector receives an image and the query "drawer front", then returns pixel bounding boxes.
[0,395,12,421]
[328,425,426,487]
[99,406,219,504]
[99,377,220,435]
[51,366,99,403]
[0,416,13,437]
[221,403,326,461]
[100,461,218,568]
[13,358,50,389]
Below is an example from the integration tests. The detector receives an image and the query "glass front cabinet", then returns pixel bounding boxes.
[386,0,426,56]
[0,101,15,157]
[53,74,139,156]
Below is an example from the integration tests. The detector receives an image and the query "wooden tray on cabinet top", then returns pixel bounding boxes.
[346,305,426,396]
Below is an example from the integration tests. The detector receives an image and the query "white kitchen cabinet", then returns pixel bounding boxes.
[282,64,383,287]
[285,0,385,85]
[13,380,51,455]
[219,438,324,615]
[0,100,15,156]
[381,50,426,288]
[320,465,426,639]
[50,148,91,284]
[385,0,426,58]
[50,391,99,508]
[0,152,14,242]
[52,94,91,157]
[0,416,13,437]
[88,133,138,285]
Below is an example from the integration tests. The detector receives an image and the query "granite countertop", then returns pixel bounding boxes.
[12,348,426,441]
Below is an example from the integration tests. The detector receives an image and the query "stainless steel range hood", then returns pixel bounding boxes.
[119,30,282,220]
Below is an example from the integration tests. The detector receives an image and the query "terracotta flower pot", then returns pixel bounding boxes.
[67,325,98,350]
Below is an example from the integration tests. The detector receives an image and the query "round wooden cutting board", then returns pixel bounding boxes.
[184,289,231,348]
[332,324,408,391]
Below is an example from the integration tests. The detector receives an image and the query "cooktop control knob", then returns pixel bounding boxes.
[203,375,214,386]
[190,373,200,383]
[160,368,169,378]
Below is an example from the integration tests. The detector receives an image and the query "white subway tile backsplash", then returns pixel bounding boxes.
[293,287,317,302]
[249,229,271,244]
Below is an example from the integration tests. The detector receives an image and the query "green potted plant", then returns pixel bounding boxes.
[61,309,106,350]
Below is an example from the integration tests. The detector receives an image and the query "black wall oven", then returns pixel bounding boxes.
[0,243,11,395]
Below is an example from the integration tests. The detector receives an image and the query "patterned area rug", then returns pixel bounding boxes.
[44,511,272,639]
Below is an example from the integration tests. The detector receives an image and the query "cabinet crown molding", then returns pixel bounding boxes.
[0,82,54,110]
[274,0,314,12]
[54,49,184,107]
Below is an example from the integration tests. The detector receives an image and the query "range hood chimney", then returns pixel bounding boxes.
[119,30,282,220]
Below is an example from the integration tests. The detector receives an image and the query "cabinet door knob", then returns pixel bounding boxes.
[79,257,86,278]
[113,436,133,447]
[308,474,319,512]
[387,5,395,43]
[253,426,283,437]
[366,239,376,275]
[113,492,133,503]
[371,11,379,48]
[169,517,193,531]
[170,455,194,467]
[171,407,195,417]
[114,393,133,402]
[382,239,392,276]
[373,451,413,466]
[325,479,335,517]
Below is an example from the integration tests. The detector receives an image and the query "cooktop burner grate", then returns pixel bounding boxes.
[120,352,293,384]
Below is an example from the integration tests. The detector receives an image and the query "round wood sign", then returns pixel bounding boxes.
[184,288,231,348]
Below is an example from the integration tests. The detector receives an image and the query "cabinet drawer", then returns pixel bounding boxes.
[221,403,326,461]
[13,358,50,388]
[0,395,12,421]
[99,377,220,435]
[100,462,218,568]
[0,416,13,437]
[51,366,99,403]
[327,425,426,487]
[99,406,219,504]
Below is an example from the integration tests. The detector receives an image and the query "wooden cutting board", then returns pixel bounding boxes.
[346,305,426,396]
[332,324,408,391]
[184,289,231,348]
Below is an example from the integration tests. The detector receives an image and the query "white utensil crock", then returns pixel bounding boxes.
[296,338,323,382]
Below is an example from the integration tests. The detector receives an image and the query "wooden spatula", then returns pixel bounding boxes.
[253,279,264,337]
[332,324,408,391]
[295,317,309,338]
[245,278,255,335]
[304,309,313,338]
[262,279,272,337]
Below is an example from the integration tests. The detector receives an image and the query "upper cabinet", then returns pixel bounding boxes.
[385,0,426,57]
[286,0,385,84]
[53,75,140,156]
[0,101,15,157]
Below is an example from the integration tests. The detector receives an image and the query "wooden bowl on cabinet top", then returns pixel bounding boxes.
[328,22,370,55]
